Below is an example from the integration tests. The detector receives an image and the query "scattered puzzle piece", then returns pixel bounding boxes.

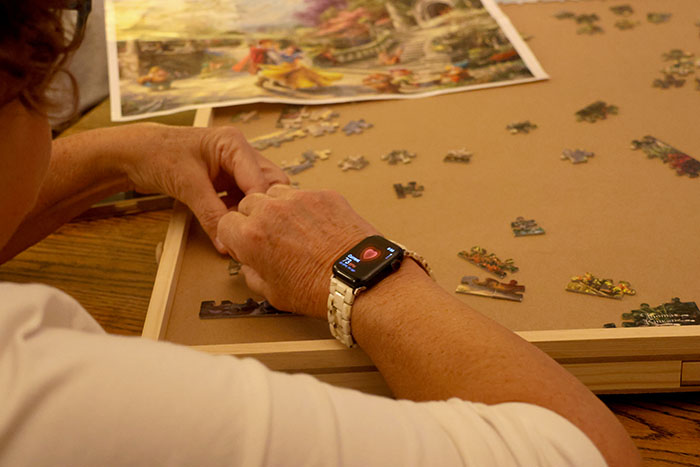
[250,128,307,150]
[647,12,671,24]
[566,272,635,299]
[610,5,634,16]
[554,11,575,20]
[507,120,537,134]
[622,298,700,327]
[653,74,685,89]
[456,276,525,302]
[561,149,595,164]
[342,119,373,136]
[557,12,603,34]
[444,148,472,163]
[575,14,600,24]
[282,159,314,175]
[200,299,291,319]
[282,149,331,175]
[382,149,416,165]
[577,23,604,35]
[393,181,424,198]
[231,110,259,123]
[575,101,618,123]
[511,217,545,237]
[631,135,700,178]
[308,107,339,122]
[458,246,519,278]
[614,19,639,30]
[309,149,331,160]
[338,155,369,171]
[661,49,695,77]
[276,105,307,128]
[663,49,694,62]
[307,121,339,137]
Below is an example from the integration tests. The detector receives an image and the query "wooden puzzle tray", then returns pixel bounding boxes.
[144,0,700,395]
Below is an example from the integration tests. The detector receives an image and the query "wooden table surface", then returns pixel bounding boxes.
[2,100,697,465]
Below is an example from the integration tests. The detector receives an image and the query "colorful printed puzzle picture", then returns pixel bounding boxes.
[575,101,618,123]
[455,276,525,301]
[105,0,546,120]
[631,135,700,178]
[565,272,635,300]
[506,120,537,134]
[393,181,424,198]
[510,217,544,236]
[458,246,518,278]
[443,148,472,163]
[199,299,290,318]
[622,298,700,327]
[338,155,369,171]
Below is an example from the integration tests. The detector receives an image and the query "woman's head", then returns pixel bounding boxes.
[0,0,87,113]
[0,1,89,251]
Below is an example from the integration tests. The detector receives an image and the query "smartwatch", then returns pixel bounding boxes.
[327,235,432,347]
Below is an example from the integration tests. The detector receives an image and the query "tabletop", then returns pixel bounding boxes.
[3,87,700,463]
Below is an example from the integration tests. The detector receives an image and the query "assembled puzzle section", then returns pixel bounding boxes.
[162,217,331,346]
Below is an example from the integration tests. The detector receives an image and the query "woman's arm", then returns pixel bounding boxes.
[0,123,287,263]
[217,186,641,467]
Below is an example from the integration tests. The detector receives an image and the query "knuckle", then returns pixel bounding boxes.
[259,198,285,217]
[240,222,265,245]
[317,189,344,205]
[197,210,220,229]
[218,126,244,140]
[217,214,233,236]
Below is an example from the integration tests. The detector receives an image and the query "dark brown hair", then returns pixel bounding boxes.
[0,0,81,113]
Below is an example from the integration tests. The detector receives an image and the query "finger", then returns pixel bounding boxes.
[266,183,295,198]
[257,157,290,187]
[240,265,271,300]
[219,137,276,194]
[216,210,247,257]
[177,171,230,253]
[236,192,268,216]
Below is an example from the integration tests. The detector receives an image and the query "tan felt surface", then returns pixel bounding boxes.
[164,0,700,346]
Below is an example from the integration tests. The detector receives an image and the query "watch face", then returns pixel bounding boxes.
[332,236,404,288]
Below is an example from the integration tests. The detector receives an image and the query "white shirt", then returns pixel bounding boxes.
[0,282,606,466]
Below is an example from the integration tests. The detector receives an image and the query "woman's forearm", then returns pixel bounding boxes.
[351,260,640,466]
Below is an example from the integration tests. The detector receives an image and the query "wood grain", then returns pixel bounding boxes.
[0,212,169,335]
[602,393,700,466]
[1,211,697,464]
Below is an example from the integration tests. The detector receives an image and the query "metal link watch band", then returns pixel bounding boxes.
[327,277,360,347]
[327,248,433,348]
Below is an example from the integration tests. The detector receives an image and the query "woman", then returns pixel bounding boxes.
[0,2,639,465]
[258,45,343,90]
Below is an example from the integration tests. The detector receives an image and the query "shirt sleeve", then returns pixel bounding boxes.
[0,283,606,466]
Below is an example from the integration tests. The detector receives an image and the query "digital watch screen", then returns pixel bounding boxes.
[332,236,404,289]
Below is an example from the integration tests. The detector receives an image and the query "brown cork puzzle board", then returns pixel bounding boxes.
[162,0,700,347]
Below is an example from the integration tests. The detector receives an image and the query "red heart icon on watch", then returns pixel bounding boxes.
[360,246,380,261]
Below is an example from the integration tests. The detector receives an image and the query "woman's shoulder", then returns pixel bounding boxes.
[0,282,103,336]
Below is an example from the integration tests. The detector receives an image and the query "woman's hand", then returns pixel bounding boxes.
[116,123,288,252]
[216,185,379,318]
